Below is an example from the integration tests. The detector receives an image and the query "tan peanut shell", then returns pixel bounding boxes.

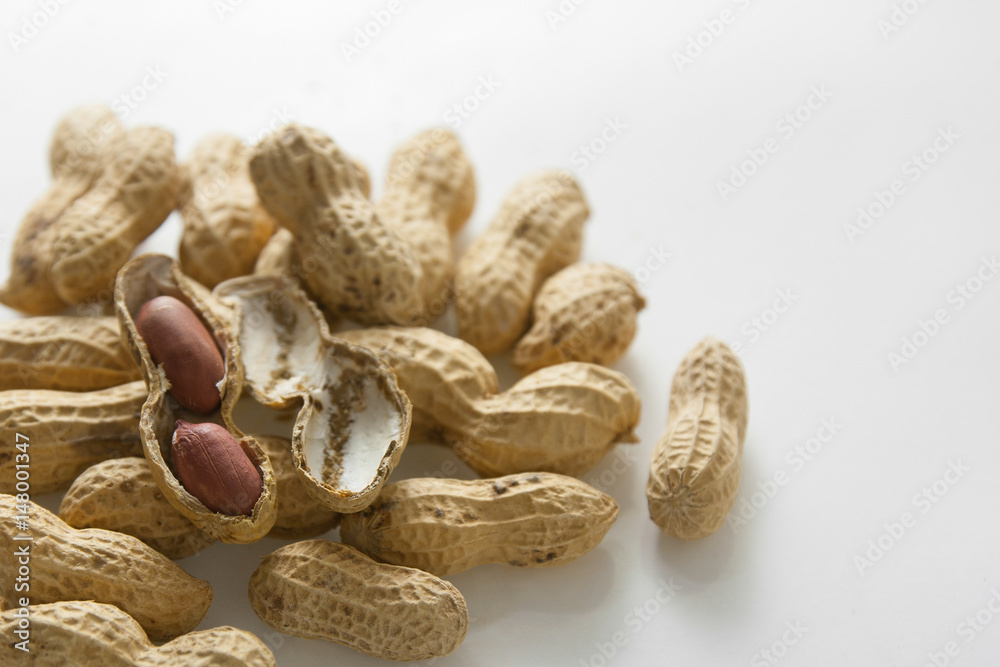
[49,126,181,306]
[340,473,618,576]
[178,133,277,288]
[0,105,125,315]
[513,262,645,374]
[257,435,340,538]
[0,601,276,667]
[455,170,589,355]
[216,275,411,513]
[248,540,468,661]
[646,338,749,539]
[338,327,640,477]
[0,381,145,494]
[376,128,475,318]
[0,315,140,391]
[114,253,277,542]
[59,457,217,559]
[253,227,295,277]
[250,124,426,325]
[0,496,212,640]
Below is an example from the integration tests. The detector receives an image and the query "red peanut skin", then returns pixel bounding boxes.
[172,420,263,515]
[136,295,224,414]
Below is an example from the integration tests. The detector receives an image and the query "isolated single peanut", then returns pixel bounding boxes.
[340,473,618,576]
[248,540,468,661]
[0,495,212,640]
[172,420,263,516]
[59,457,217,559]
[49,126,181,306]
[0,105,124,314]
[0,380,145,494]
[376,128,475,319]
[0,601,277,667]
[513,262,645,374]
[338,327,641,477]
[646,338,749,539]
[178,133,277,288]
[455,170,589,355]
[135,295,225,414]
[256,435,340,538]
[250,124,425,325]
[0,315,140,391]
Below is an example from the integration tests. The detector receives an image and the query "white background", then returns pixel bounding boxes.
[2,1,1000,665]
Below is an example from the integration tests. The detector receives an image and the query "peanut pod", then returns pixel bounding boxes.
[0,601,276,666]
[59,457,217,559]
[248,540,468,661]
[257,435,340,538]
[0,105,124,314]
[0,381,145,494]
[340,473,618,576]
[455,170,589,355]
[0,315,141,391]
[115,253,276,542]
[0,496,212,640]
[646,338,749,539]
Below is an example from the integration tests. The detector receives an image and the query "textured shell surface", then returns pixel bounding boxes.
[179,133,276,288]
[59,457,217,559]
[0,315,141,391]
[216,274,411,513]
[340,472,619,575]
[0,496,213,641]
[646,338,749,539]
[248,540,468,661]
[114,253,277,542]
[250,123,424,325]
[446,362,641,477]
[0,381,145,494]
[455,169,590,355]
[50,126,181,306]
[376,128,475,320]
[513,262,645,374]
[0,601,276,667]
[256,435,340,538]
[0,105,124,315]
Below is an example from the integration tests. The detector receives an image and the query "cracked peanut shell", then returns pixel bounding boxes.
[115,253,276,542]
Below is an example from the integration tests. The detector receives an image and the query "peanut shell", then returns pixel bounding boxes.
[340,473,618,576]
[114,253,276,542]
[248,540,468,661]
[0,496,212,640]
[216,274,411,513]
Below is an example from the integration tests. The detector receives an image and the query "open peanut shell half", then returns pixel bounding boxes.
[114,253,277,542]
[215,275,411,513]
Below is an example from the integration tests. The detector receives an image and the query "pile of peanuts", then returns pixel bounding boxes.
[0,105,748,663]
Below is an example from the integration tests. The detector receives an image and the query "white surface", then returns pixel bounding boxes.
[3,1,1000,665]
